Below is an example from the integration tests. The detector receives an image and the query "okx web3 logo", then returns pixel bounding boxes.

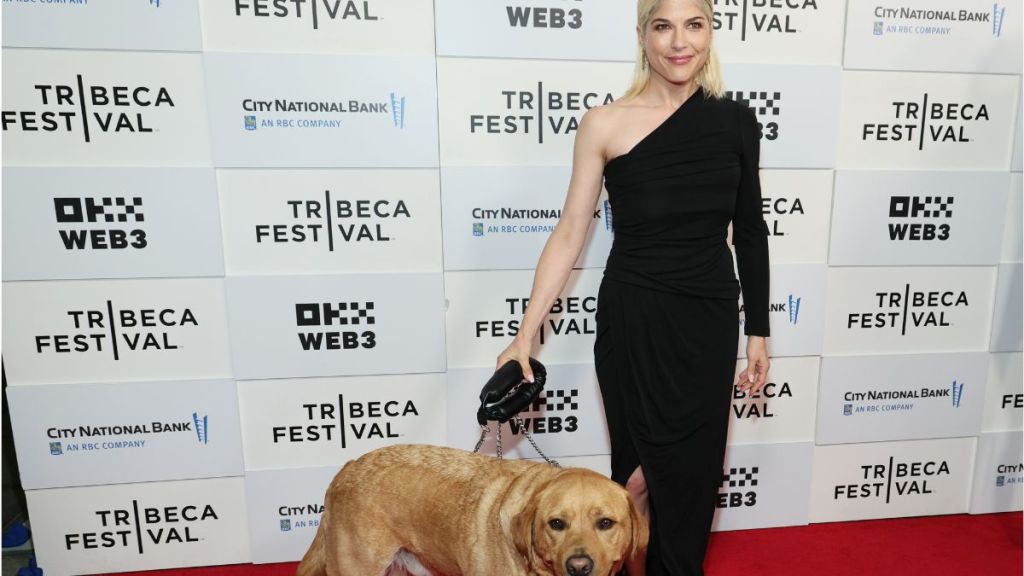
[54,196,147,251]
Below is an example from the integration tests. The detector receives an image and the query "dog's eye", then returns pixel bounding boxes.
[596,518,616,530]
[548,519,566,531]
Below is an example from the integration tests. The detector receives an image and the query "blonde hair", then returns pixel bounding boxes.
[623,0,725,100]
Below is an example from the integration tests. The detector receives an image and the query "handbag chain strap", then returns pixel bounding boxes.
[473,418,561,468]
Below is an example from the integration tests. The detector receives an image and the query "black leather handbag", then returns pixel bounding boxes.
[476,358,547,425]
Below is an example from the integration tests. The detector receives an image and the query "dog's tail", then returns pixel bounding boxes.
[295,507,329,576]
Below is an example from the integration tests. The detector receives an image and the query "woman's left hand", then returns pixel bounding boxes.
[736,336,770,394]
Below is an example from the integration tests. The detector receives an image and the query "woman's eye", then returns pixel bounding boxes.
[687,21,704,29]
[597,518,616,530]
[548,519,566,531]
[655,23,670,31]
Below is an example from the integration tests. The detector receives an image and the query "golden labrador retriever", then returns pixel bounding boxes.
[296,444,647,576]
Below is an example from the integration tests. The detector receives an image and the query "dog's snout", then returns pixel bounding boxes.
[565,554,594,576]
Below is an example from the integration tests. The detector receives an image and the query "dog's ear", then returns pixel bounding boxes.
[511,499,536,559]
[626,497,649,562]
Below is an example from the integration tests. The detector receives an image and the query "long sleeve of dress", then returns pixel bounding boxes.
[732,103,771,337]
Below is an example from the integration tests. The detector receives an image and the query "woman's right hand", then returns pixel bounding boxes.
[496,336,535,383]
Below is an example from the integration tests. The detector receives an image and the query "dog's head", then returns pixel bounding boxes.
[512,468,648,576]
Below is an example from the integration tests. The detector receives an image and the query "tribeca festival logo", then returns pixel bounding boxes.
[871,4,1006,37]
[64,499,220,552]
[842,380,965,416]
[46,413,208,456]
[278,502,325,533]
[718,466,759,509]
[476,295,596,345]
[232,0,379,30]
[54,197,147,251]
[271,395,420,449]
[255,193,411,249]
[862,95,991,150]
[470,205,604,237]
[241,91,403,131]
[732,380,793,419]
[888,195,953,241]
[34,303,200,359]
[846,284,969,335]
[507,387,581,435]
[2,77,176,141]
[469,83,614,143]
[726,90,781,141]
[295,301,376,351]
[504,0,583,29]
[833,457,950,503]
[761,195,803,237]
[713,0,820,40]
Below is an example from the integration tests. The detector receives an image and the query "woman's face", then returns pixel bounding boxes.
[639,0,712,88]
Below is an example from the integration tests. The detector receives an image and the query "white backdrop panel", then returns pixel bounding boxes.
[2,167,224,281]
[990,263,1024,352]
[837,71,1019,170]
[712,1,846,65]
[823,267,997,355]
[755,170,833,264]
[225,273,445,379]
[844,0,1022,74]
[727,356,819,445]
[983,352,1023,432]
[244,466,337,564]
[441,166,612,271]
[829,171,1009,266]
[817,353,988,445]
[1002,174,1023,262]
[446,363,610,460]
[238,374,447,470]
[711,442,814,532]
[200,0,435,55]
[218,169,442,274]
[26,477,250,576]
[7,379,242,490]
[445,269,601,368]
[969,431,1024,514]
[721,64,841,169]
[2,49,211,166]
[1014,98,1023,171]
[435,0,634,61]
[809,437,976,523]
[738,263,826,358]
[2,279,232,385]
[2,0,202,51]
[204,52,439,168]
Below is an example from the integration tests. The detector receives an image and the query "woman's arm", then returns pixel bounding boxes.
[496,107,609,381]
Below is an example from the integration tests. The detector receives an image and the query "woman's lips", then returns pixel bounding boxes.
[667,55,693,65]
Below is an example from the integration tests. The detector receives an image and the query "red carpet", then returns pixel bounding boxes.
[100,512,1022,576]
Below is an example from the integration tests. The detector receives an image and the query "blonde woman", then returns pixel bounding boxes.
[497,0,771,574]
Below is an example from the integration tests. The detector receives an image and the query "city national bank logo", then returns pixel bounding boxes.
[233,0,378,31]
[725,90,781,141]
[469,205,604,237]
[508,388,581,435]
[846,284,969,335]
[871,5,1006,37]
[888,195,952,241]
[746,294,800,327]
[54,197,147,251]
[240,91,404,131]
[46,413,209,455]
[254,192,411,250]
[841,381,965,416]
[34,303,201,360]
[833,457,950,503]
[732,380,793,419]
[271,395,420,449]
[713,0,820,40]
[296,302,377,351]
[64,500,220,553]
[994,463,1022,488]
[476,295,595,345]
[278,503,324,533]
[718,466,759,509]
[862,95,991,151]
[2,78,176,142]
[505,1,583,29]
[469,82,614,144]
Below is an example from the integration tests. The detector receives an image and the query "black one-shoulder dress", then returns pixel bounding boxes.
[594,86,770,576]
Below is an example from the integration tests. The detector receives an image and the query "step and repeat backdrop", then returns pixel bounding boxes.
[2,0,1022,573]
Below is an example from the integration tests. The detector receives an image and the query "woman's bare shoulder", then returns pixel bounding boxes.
[578,98,643,148]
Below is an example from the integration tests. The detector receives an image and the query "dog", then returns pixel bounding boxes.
[296,444,648,576]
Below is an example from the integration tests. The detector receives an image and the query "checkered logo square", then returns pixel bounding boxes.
[721,466,759,488]
[531,388,579,412]
[726,91,781,117]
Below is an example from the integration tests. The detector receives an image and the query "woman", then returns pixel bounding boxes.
[496,0,771,574]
